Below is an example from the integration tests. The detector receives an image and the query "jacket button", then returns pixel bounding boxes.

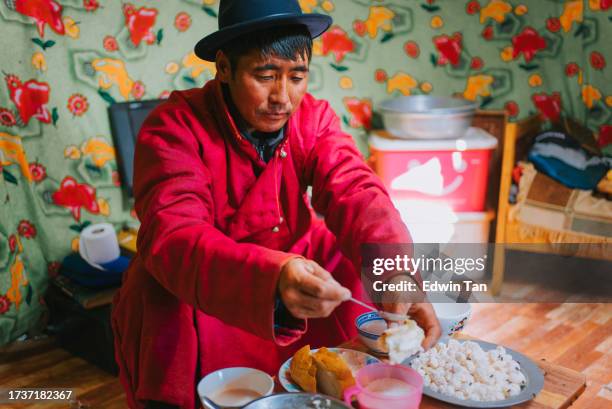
[272,226,280,233]
[280,149,287,158]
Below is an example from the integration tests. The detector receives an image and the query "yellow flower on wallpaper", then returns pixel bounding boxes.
[63,16,80,39]
[165,62,179,74]
[81,137,116,168]
[202,0,216,4]
[97,198,111,217]
[321,1,334,12]
[514,4,528,15]
[500,46,514,62]
[64,145,81,160]
[430,16,444,29]
[363,6,395,39]
[31,52,47,72]
[420,82,433,93]
[387,72,418,95]
[92,58,134,100]
[299,0,318,13]
[528,74,543,87]
[299,0,334,13]
[463,75,494,100]
[606,96,612,107]
[480,0,512,24]
[72,237,80,252]
[312,38,323,56]
[0,132,32,182]
[7,256,28,311]
[339,76,353,89]
[182,52,217,78]
[560,0,583,33]
[582,84,602,109]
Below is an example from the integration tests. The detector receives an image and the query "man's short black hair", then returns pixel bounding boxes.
[221,25,313,71]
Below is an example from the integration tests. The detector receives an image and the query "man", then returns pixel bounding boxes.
[112,0,441,408]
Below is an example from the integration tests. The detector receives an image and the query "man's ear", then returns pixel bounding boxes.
[216,50,231,83]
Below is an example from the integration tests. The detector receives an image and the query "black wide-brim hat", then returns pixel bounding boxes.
[194,0,332,62]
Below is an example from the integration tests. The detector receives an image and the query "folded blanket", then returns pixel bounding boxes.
[511,162,612,240]
[528,131,610,190]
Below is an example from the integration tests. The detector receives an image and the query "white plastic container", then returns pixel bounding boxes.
[392,199,494,244]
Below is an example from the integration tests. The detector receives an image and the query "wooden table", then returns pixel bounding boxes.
[339,337,587,409]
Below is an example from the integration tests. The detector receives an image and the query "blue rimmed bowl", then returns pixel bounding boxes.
[355,312,389,355]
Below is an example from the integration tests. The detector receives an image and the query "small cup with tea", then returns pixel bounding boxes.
[197,367,274,408]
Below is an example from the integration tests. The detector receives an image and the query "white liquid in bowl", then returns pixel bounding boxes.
[365,378,415,396]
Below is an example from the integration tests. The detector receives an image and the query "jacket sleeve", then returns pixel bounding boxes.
[303,101,418,286]
[133,95,304,345]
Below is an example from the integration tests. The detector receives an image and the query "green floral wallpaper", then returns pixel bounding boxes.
[0,0,610,345]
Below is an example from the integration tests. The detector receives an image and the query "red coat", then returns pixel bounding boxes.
[111,78,411,408]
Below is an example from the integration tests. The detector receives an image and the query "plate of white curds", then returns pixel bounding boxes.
[404,339,545,408]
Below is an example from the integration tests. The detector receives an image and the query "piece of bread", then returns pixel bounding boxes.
[377,319,425,364]
[312,347,356,399]
[289,345,317,393]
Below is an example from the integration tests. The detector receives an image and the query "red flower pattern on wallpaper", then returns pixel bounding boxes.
[598,125,612,148]
[343,97,372,129]
[470,57,484,70]
[546,17,561,33]
[532,92,562,122]
[565,62,579,77]
[590,51,606,70]
[434,33,462,66]
[9,234,17,253]
[481,26,493,41]
[4,74,51,125]
[504,101,519,118]
[103,35,119,52]
[404,41,420,58]
[14,0,65,38]
[83,0,99,12]
[67,93,89,116]
[353,20,366,37]
[600,0,612,10]
[321,26,355,63]
[512,27,547,63]
[374,69,388,83]
[123,3,158,47]
[29,162,47,182]
[51,176,100,221]
[0,107,17,126]
[131,81,146,100]
[174,12,192,32]
[0,295,11,315]
[466,1,480,15]
[18,220,37,239]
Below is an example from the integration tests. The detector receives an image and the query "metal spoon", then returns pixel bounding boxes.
[200,396,221,409]
[348,297,407,322]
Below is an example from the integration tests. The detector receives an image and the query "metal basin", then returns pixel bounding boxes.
[202,392,351,409]
[244,393,351,409]
[379,96,477,139]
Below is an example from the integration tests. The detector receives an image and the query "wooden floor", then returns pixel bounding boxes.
[1,303,611,409]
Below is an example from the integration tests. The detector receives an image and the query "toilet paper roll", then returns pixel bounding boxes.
[79,223,120,271]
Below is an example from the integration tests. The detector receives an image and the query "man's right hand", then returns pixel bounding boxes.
[278,257,351,319]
